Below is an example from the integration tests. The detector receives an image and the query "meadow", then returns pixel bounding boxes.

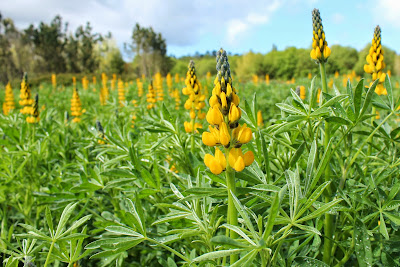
[1,10,400,267]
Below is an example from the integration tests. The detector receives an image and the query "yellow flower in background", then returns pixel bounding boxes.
[3,82,15,115]
[174,73,179,83]
[52,74,56,89]
[100,73,109,105]
[71,87,82,123]
[334,71,339,78]
[111,74,117,91]
[82,76,89,90]
[154,72,164,102]
[308,73,312,79]
[118,80,126,107]
[364,25,387,95]
[26,94,40,124]
[19,73,34,114]
[206,71,212,83]
[136,78,144,97]
[146,81,156,109]
[252,74,258,85]
[202,49,254,175]
[310,9,331,63]
[182,60,206,134]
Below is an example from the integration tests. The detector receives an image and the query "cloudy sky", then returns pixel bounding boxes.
[1,0,399,57]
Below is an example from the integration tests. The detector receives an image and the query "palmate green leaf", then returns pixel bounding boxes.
[244,99,257,127]
[191,249,247,263]
[289,142,305,168]
[251,184,281,193]
[354,219,373,267]
[292,256,329,267]
[290,89,307,113]
[309,76,318,111]
[295,181,330,221]
[293,223,321,235]
[185,187,226,196]
[274,119,305,135]
[55,202,78,239]
[320,94,348,109]
[85,237,142,250]
[298,199,342,223]
[383,212,400,225]
[210,235,250,248]
[17,224,52,242]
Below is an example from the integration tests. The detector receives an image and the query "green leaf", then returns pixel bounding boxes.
[296,181,330,221]
[192,249,246,263]
[353,78,364,118]
[276,103,306,115]
[231,193,257,236]
[379,213,389,240]
[45,206,54,237]
[304,140,317,195]
[384,212,400,225]
[325,116,352,126]
[262,191,280,240]
[360,78,379,118]
[298,199,342,223]
[260,134,271,182]
[55,202,78,239]
[210,235,249,248]
[289,142,306,168]
[384,74,394,110]
[320,94,348,109]
[222,224,257,246]
[292,256,329,266]
[105,226,144,237]
[354,219,373,267]
[231,250,259,267]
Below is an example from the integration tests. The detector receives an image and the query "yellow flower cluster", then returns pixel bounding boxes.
[118,80,125,106]
[100,73,109,105]
[52,74,56,89]
[252,75,258,85]
[166,73,173,96]
[19,73,34,114]
[131,114,137,128]
[82,76,89,90]
[364,26,386,95]
[206,71,212,83]
[26,94,40,124]
[136,78,143,97]
[71,88,82,123]
[154,72,164,102]
[111,74,117,91]
[310,9,331,63]
[182,60,206,133]
[146,81,156,109]
[174,73,179,83]
[265,74,270,85]
[202,49,254,175]
[3,83,15,115]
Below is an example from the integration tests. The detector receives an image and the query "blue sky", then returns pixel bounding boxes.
[1,0,399,57]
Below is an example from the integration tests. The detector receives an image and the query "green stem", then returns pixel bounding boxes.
[320,62,333,265]
[226,166,238,263]
[44,241,55,267]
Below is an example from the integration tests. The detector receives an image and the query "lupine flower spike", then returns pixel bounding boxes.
[202,49,254,175]
[182,60,206,133]
[3,82,15,115]
[310,9,331,63]
[20,73,34,114]
[26,94,39,124]
[364,26,386,95]
[71,87,82,123]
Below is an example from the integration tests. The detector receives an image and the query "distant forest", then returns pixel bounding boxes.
[0,12,399,84]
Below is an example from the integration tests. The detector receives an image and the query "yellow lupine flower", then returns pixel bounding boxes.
[3,82,15,115]
[364,26,387,95]
[202,49,254,175]
[146,81,156,109]
[19,73,34,114]
[310,9,331,63]
[71,87,82,122]
[26,94,39,124]
[257,110,263,127]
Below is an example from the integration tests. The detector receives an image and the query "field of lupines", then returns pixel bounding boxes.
[1,9,400,267]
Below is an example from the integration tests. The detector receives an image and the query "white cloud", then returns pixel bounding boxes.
[0,0,282,50]
[375,0,400,28]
